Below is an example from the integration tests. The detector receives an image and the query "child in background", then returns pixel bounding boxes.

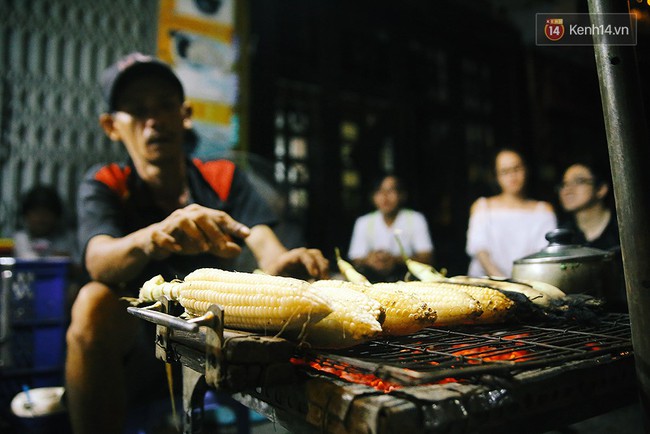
[13,185,78,259]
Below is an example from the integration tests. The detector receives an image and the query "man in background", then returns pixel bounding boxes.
[347,174,433,282]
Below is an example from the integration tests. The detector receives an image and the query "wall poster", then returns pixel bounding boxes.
[158,0,238,158]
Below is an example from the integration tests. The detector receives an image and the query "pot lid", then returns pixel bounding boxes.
[514,228,612,264]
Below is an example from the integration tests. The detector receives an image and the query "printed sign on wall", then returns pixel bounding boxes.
[158,0,238,158]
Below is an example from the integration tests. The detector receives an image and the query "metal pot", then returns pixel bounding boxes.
[511,228,614,296]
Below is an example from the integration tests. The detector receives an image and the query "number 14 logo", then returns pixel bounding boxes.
[545,18,565,41]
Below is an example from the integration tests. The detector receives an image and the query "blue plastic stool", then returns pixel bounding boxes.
[202,389,269,433]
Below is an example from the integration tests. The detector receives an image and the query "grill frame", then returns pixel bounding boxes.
[127,303,637,433]
[241,351,636,434]
[240,313,637,433]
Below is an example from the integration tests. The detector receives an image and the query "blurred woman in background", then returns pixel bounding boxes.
[466,149,556,277]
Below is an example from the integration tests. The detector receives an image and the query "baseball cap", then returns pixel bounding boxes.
[100,52,185,111]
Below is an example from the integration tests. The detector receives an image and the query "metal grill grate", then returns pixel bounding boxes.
[299,313,632,387]
[126,304,637,433]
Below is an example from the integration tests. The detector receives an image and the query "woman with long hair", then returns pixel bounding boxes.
[466,148,556,277]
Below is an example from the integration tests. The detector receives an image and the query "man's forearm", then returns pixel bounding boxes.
[245,225,288,274]
[85,228,161,285]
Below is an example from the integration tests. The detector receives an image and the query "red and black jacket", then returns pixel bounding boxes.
[77,158,277,288]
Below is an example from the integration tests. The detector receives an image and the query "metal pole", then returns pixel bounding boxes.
[0,258,15,368]
[587,0,650,428]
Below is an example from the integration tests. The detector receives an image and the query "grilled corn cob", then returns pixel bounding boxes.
[401,257,444,282]
[184,267,307,287]
[509,278,566,299]
[390,281,484,326]
[306,280,384,348]
[402,281,514,324]
[335,248,371,285]
[347,282,438,336]
[396,250,560,308]
[446,276,554,307]
[138,275,184,302]
[176,269,333,334]
[393,235,446,282]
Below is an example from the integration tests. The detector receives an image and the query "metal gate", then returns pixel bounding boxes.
[0,0,160,236]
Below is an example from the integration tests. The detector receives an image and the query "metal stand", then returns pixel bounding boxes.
[127,300,276,434]
[587,0,650,430]
[182,366,207,434]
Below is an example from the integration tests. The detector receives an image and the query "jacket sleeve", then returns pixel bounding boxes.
[223,167,279,229]
[77,164,126,260]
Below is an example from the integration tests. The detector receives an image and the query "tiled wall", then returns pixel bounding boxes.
[0,0,160,235]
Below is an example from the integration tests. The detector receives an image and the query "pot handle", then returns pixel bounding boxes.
[545,228,576,245]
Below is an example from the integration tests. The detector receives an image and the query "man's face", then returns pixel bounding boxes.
[559,164,602,213]
[103,75,190,165]
[373,176,403,216]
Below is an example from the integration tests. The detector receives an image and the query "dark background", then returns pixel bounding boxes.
[243,0,650,275]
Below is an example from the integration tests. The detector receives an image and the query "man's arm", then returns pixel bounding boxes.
[246,225,329,280]
[85,229,159,285]
[85,204,250,284]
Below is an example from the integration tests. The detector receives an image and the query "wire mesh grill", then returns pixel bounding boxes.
[297,313,632,388]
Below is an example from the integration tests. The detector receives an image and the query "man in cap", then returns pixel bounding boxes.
[65,52,329,433]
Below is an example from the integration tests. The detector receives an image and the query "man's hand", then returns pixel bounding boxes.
[365,250,398,273]
[268,247,330,280]
[147,204,250,258]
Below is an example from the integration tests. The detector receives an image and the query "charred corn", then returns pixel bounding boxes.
[453,285,514,324]
[391,281,484,326]
[348,282,438,336]
[306,280,384,348]
[447,275,553,307]
[403,281,514,324]
[177,269,333,333]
